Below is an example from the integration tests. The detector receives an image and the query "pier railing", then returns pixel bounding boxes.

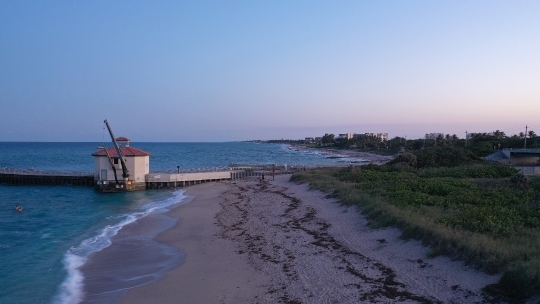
[229,163,360,171]
[152,167,232,174]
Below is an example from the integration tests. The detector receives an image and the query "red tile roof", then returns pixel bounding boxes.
[92,146,150,157]
[116,137,130,142]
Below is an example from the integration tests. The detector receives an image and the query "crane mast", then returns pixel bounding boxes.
[103,119,130,181]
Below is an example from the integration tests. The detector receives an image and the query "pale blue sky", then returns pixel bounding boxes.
[1,1,539,141]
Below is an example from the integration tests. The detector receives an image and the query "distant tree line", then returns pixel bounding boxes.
[316,129,539,158]
[263,129,539,158]
[321,133,389,149]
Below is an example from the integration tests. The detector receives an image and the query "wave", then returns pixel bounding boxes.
[52,190,187,304]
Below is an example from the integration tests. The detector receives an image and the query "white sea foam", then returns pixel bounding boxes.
[53,190,186,304]
[55,254,85,304]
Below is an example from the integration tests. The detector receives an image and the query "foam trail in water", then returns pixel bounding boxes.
[56,254,85,304]
[53,190,186,304]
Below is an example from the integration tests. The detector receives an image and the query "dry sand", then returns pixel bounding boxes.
[120,175,500,303]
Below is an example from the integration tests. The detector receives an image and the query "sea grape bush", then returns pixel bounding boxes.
[417,164,518,178]
[387,146,483,168]
[334,164,540,238]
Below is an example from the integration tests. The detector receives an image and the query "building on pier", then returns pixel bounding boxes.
[91,137,150,190]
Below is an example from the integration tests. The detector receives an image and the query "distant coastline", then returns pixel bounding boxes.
[286,144,394,165]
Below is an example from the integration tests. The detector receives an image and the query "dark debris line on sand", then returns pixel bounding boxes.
[216,179,438,304]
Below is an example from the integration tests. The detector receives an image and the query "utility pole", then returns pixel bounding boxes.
[465,130,468,147]
[524,125,528,149]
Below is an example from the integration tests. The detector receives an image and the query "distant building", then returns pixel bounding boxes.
[356,133,388,141]
[374,133,388,141]
[305,137,315,143]
[425,133,444,140]
[485,149,540,174]
[338,133,354,140]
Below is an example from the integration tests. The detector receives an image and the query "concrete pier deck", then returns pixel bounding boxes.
[145,171,232,189]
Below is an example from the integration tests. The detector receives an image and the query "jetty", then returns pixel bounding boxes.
[0,164,319,189]
[0,168,94,186]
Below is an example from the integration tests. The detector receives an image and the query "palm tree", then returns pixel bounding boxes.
[493,130,506,139]
[322,133,335,145]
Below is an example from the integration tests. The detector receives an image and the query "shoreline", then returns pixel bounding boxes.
[119,181,269,303]
[77,191,190,304]
[118,175,499,303]
[288,144,394,165]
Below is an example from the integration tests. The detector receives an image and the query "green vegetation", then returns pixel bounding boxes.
[391,146,483,168]
[291,148,540,300]
[314,129,540,158]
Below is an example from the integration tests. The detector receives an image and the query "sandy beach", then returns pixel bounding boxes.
[119,182,269,304]
[120,175,500,303]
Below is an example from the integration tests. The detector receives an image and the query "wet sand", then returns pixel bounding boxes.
[119,182,269,304]
[80,206,186,303]
[119,175,500,303]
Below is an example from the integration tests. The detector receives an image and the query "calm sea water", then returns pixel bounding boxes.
[0,142,357,304]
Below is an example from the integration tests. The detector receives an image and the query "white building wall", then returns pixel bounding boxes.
[94,155,149,182]
[94,157,119,181]
[125,156,149,182]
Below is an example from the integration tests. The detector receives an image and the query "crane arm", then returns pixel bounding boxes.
[98,146,119,184]
[104,119,130,179]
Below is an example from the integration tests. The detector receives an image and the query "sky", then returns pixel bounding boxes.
[1,1,539,142]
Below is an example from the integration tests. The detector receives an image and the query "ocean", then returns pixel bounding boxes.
[0,142,360,304]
